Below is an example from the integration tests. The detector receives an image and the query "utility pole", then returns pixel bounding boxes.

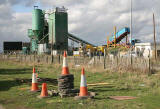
[114,26,116,48]
[130,0,132,42]
[51,20,54,63]
[130,0,133,65]
[107,36,109,49]
[153,13,157,60]
[126,35,128,45]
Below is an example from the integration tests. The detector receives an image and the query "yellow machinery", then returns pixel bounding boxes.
[97,46,105,53]
[86,44,95,52]
[86,45,106,54]
[74,44,106,56]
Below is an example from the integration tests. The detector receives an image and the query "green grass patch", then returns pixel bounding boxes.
[0,61,160,109]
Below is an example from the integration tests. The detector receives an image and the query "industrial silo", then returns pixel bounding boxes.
[32,7,44,40]
[31,39,38,52]
[48,7,68,50]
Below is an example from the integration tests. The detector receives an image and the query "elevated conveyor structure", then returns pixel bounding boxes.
[68,33,96,47]
[108,27,130,45]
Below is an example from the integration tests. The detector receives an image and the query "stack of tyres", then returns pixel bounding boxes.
[58,74,77,97]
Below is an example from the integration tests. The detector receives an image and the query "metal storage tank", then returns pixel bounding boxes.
[32,8,44,41]
[32,8,44,30]
[48,7,68,50]
[31,39,38,52]
[28,29,34,38]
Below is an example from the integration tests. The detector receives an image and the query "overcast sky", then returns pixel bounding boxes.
[0,0,160,52]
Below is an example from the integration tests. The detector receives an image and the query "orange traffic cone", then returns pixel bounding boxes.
[31,67,39,92]
[40,83,48,98]
[61,51,70,75]
[79,68,88,96]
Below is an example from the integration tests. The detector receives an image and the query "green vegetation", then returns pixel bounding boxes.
[0,60,160,109]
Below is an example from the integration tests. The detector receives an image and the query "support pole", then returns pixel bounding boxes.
[130,0,133,65]
[114,26,116,48]
[107,36,109,49]
[104,48,106,69]
[148,50,151,75]
[51,20,54,63]
[153,13,157,60]
[126,35,128,46]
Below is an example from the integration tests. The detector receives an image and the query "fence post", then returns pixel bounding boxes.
[46,56,48,63]
[20,55,22,62]
[74,56,76,65]
[58,54,61,64]
[16,53,17,59]
[25,55,26,61]
[34,54,35,63]
[116,56,118,67]
[104,49,106,69]
[93,56,95,67]
[148,50,151,75]
[29,55,31,62]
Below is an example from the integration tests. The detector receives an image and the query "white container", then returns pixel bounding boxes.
[38,44,48,54]
[73,51,80,56]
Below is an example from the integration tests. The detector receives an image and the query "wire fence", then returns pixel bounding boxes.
[0,54,158,74]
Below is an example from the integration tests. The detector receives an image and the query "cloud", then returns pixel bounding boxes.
[0,0,160,52]
[3,0,35,6]
[0,2,32,52]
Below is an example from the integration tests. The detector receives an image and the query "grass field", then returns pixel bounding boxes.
[0,60,160,109]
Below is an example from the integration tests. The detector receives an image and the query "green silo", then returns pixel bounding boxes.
[49,9,68,50]
[31,39,38,52]
[28,29,34,38]
[32,8,44,40]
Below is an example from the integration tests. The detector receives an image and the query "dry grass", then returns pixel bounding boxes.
[1,57,160,109]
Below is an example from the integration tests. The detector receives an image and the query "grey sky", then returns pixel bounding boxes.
[0,0,160,52]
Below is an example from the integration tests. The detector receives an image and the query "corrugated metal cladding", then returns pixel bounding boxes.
[49,12,68,50]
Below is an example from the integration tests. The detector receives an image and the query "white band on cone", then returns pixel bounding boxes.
[80,75,87,87]
[63,57,68,67]
[32,73,37,83]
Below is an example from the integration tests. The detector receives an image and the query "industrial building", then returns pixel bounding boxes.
[3,6,135,57]
[27,6,95,55]
[135,43,160,58]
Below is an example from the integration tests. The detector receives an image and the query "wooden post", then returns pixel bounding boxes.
[29,55,31,62]
[20,55,22,62]
[114,26,116,48]
[47,56,49,63]
[116,56,118,67]
[16,53,17,59]
[25,55,26,61]
[153,13,157,60]
[107,36,109,49]
[130,49,133,65]
[148,50,151,75]
[33,55,35,71]
[93,56,95,67]
[104,49,106,69]
[51,20,54,63]
[126,35,128,46]
[58,54,61,64]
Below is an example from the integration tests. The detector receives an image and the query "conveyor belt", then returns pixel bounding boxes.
[68,33,95,46]
[108,27,130,44]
